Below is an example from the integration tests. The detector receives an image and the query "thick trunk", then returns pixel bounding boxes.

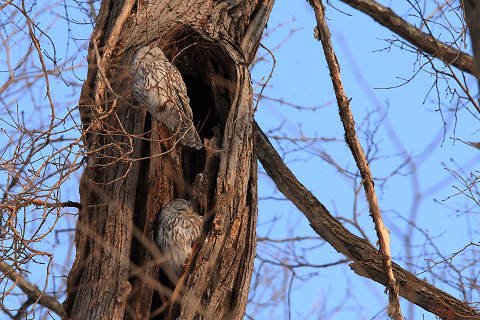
[65,1,273,319]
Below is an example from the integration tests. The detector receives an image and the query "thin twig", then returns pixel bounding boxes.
[102,0,135,62]
[0,261,65,317]
[339,0,475,75]
[254,121,480,319]
[30,199,82,209]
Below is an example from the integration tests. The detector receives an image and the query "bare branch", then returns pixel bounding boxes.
[0,261,65,317]
[30,199,82,209]
[309,0,402,318]
[339,0,475,75]
[102,0,135,62]
[254,121,480,320]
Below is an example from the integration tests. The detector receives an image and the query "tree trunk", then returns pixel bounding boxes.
[65,1,273,319]
[462,0,480,90]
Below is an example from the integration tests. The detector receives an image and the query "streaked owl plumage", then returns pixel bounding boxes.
[132,46,202,149]
[156,199,203,278]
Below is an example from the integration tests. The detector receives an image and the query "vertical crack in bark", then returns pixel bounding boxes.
[68,1,270,319]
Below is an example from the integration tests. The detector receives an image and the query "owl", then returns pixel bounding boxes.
[156,199,203,279]
[131,46,202,149]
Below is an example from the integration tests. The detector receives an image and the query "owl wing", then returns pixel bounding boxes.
[185,214,203,248]
[171,73,193,119]
[156,214,185,277]
[132,46,202,149]
[160,70,202,149]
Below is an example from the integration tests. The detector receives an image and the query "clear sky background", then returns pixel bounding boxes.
[252,1,479,319]
[1,1,479,319]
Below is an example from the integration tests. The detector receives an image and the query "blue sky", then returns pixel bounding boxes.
[1,1,479,319]
[252,1,479,319]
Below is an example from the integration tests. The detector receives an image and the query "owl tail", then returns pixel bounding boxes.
[178,123,202,150]
[156,103,202,150]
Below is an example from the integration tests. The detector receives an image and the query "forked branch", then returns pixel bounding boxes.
[0,262,65,317]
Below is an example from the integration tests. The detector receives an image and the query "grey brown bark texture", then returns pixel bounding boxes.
[64,0,480,319]
[463,0,480,87]
[65,1,273,319]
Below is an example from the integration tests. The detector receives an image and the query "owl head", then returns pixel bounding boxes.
[162,199,194,216]
[132,46,166,65]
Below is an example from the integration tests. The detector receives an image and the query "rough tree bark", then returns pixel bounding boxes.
[65,1,273,319]
[62,1,480,319]
[463,0,480,88]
